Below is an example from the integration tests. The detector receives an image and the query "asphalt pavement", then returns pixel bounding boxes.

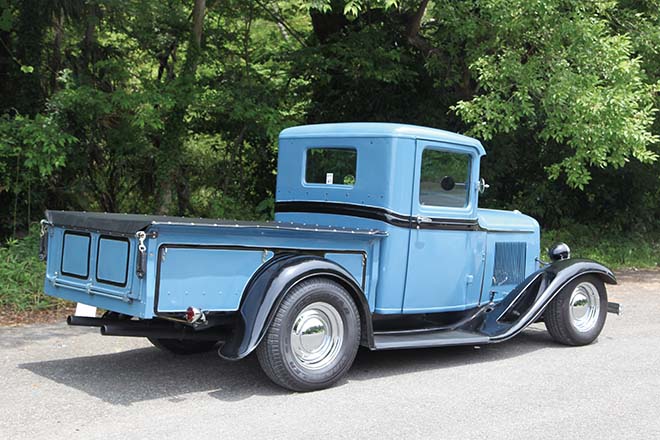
[1,270,659,439]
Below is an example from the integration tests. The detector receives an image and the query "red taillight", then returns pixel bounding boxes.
[185,306,205,324]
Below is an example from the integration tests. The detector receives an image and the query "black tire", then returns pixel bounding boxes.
[544,274,608,346]
[256,278,361,392]
[148,338,218,355]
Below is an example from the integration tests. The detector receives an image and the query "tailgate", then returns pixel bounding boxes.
[43,211,148,317]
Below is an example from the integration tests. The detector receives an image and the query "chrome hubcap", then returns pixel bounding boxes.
[569,282,600,332]
[290,302,344,370]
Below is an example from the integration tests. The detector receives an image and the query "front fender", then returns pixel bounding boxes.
[219,253,372,360]
[542,257,616,287]
[484,258,616,341]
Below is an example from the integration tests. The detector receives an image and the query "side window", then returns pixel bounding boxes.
[305,148,357,186]
[420,149,470,208]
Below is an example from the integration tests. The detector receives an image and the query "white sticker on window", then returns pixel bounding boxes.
[326,173,334,184]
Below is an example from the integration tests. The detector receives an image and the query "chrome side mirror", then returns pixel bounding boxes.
[478,178,490,194]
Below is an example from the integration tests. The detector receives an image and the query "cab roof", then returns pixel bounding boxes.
[279,122,485,155]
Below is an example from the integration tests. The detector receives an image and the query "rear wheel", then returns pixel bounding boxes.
[544,275,608,346]
[256,278,361,392]
[148,338,218,355]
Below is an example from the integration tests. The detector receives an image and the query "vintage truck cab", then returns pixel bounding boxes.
[42,123,618,391]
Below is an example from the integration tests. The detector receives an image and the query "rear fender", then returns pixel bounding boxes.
[484,258,616,340]
[219,253,372,360]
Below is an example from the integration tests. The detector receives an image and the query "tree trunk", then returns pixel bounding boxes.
[49,11,64,93]
[156,0,206,215]
[0,30,15,113]
[186,0,206,73]
[15,0,48,115]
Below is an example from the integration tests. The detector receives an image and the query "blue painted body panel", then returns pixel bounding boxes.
[44,222,382,318]
[149,225,380,317]
[157,248,267,312]
[277,134,417,215]
[279,123,486,154]
[45,227,144,316]
[44,122,540,320]
[478,208,539,232]
[275,211,410,313]
[402,139,485,312]
[276,123,540,314]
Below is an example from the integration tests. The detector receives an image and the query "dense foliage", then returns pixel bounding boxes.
[1,0,659,239]
[0,225,60,311]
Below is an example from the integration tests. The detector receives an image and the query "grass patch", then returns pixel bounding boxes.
[0,226,69,312]
[542,225,660,270]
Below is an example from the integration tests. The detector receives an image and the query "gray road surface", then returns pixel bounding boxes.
[1,271,659,439]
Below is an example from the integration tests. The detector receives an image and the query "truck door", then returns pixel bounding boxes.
[402,140,486,313]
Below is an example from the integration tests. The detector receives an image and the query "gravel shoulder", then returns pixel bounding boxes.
[1,270,659,439]
[0,306,76,327]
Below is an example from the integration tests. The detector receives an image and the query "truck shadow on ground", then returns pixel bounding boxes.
[20,326,559,405]
[0,324,90,349]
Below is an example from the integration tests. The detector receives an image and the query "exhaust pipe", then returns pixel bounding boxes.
[100,323,225,341]
[607,302,623,316]
[67,316,113,327]
[68,314,227,341]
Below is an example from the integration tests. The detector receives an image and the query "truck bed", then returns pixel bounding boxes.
[43,211,384,319]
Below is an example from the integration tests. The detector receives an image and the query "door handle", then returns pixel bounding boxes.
[416,215,432,226]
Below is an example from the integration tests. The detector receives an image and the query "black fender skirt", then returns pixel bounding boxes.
[218,253,372,360]
[480,258,617,341]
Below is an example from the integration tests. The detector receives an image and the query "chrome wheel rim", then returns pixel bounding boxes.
[290,302,344,370]
[569,282,600,332]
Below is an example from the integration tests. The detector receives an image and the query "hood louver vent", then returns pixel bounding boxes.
[493,242,526,286]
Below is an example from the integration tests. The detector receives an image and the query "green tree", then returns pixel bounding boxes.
[0,0,659,238]
[449,0,658,189]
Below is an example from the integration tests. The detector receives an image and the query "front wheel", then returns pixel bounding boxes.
[256,278,361,392]
[544,275,608,346]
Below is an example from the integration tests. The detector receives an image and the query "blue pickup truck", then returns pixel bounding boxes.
[41,123,619,391]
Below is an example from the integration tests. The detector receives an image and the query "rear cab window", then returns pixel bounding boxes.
[305,148,357,186]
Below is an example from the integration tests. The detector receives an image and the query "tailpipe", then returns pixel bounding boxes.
[100,322,225,341]
[67,316,113,327]
[607,302,623,316]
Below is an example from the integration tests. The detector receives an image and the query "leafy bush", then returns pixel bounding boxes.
[542,224,660,269]
[0,225,68,312]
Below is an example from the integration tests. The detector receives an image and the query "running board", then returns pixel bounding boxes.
[371,263,619,351]
[373,330,490,350]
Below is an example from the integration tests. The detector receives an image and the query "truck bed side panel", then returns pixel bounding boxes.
[156,247,268,312]
[150,224,381,313]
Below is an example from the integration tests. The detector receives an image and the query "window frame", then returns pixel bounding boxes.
[418,147,472,210]
[95,235,131,287]
[412,141,479,220]
[303,146,358,188]
[60,231,91,280]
